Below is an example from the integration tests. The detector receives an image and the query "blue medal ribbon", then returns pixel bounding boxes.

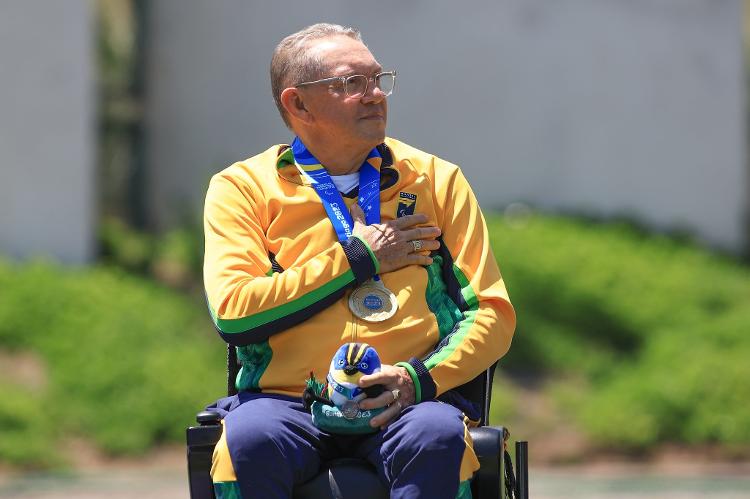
[291,137,382,241]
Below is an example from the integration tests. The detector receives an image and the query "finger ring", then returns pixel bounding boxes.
[391,389,401,401]
[411,240,422,252]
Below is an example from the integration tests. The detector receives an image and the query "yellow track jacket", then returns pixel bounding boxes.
[203,138,515,407]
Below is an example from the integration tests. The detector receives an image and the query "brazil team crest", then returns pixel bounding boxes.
[397,192,417,217]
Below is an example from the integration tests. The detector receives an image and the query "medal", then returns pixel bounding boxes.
[341,400,360,420]
[349,278,398,322]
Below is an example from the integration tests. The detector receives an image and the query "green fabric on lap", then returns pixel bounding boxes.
[311,401,384,434]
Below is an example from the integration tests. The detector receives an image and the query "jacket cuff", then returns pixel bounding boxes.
[396,357,437,404]
[341,236,379,285]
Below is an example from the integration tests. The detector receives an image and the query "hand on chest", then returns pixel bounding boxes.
[266,186,436,268]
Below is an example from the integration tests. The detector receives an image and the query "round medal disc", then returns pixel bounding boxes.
[341,400,360,420]
[349,279,398,322]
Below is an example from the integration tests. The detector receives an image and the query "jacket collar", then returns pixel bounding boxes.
[275,141,398,198]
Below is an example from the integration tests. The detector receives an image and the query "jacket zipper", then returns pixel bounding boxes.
[351,306,359,342]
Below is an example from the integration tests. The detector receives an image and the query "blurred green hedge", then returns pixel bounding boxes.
[0,259,223,468]
[2,212,748,468]
[487,212,750,451]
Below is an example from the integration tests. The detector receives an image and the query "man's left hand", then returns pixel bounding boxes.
[358,364,415,429]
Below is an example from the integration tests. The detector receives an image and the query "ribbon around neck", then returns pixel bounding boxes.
[291,137,382,241]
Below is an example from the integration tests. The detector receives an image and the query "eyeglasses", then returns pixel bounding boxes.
[295,71,396,98]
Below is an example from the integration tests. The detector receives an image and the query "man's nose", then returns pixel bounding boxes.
[361,81,386,104]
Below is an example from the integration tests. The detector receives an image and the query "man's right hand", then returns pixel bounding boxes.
[350,203,441,274]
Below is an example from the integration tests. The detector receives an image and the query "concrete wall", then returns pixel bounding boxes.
[0,1,95,263]
[145,0,747,252]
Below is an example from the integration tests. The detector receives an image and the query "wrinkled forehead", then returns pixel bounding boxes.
[306,35,382,75]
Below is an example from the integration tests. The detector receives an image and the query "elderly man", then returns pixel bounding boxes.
[203,23,515,499]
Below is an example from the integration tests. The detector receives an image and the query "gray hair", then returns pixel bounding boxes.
[270,23,363,128]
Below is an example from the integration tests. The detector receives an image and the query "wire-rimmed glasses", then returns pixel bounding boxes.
[295,71,396,98]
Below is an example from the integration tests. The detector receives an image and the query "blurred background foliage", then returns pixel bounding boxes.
[2,210,749,468]
[0,0,748,470]
[487,213,750,457]
[0,257,223,468]
[98,0,148,228]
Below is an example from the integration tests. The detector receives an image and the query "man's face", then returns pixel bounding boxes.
[298,36,388,149]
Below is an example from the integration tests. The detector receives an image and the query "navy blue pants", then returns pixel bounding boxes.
[209,392,475,499]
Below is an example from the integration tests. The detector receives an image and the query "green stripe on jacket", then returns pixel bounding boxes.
[424,264,479,370]
[214,481,243,499]
[236,341,273,391]
[209,270,354,334]
[424,255,463,339]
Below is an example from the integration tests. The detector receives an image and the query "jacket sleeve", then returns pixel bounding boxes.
[397,163,516,402]
[203,172,378,346]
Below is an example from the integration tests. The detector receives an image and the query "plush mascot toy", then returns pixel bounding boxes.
[303,343,385,434]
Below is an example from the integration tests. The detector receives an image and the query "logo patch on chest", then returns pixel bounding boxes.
[397,192,417,218]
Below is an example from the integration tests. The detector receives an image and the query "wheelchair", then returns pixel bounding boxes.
[186,345,529,498]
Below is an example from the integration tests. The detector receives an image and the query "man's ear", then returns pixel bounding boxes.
[280,88,313,124]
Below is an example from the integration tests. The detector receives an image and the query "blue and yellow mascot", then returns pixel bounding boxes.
[303,343,385,434]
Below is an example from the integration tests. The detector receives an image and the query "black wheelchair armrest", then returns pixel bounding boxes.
[471,426,507,499]
[187,410,223,499]
[196,410,222,426]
